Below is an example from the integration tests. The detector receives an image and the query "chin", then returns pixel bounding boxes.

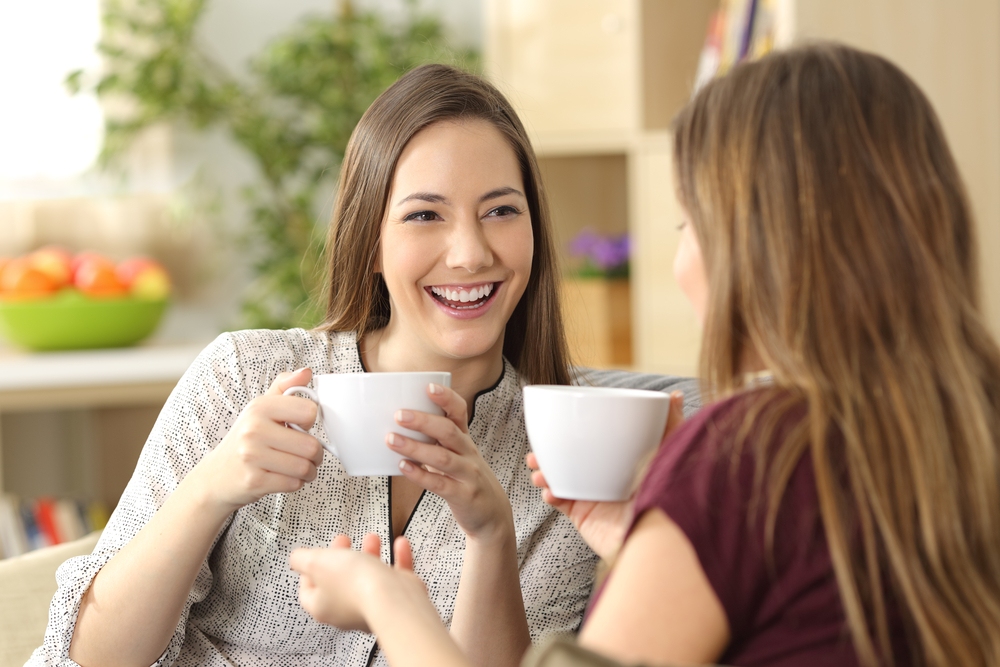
[438,331,504,361]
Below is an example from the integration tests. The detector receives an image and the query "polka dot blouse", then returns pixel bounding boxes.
[29,329,598,667]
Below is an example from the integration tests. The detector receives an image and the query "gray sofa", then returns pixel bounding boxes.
[576,367,701,418]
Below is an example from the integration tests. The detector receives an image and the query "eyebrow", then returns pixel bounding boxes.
[394,186,525,207]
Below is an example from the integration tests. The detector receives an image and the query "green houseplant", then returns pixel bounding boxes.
[68,0,477,329]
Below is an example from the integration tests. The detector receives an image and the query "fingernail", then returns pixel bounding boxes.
[396,409,413,423]
[399,460,413,472]
[428,383,443,395]
[294,367,309,374]
[387,433,400,448]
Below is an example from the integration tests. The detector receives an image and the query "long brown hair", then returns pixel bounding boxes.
[318,64,571,385]
[674,44,1000,665]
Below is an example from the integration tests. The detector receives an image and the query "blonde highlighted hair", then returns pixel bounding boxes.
[674,44,1000,665]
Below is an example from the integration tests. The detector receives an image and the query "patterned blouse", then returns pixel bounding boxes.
[30,329,598,667]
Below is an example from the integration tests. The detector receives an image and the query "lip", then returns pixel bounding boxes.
[424,281,502,320]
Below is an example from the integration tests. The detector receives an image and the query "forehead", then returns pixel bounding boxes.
[389,118,524,198]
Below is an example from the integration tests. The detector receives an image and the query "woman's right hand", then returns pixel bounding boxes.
[528,391,686,560]
[186,367,325,515]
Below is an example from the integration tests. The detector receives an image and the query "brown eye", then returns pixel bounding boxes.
[404,210,440,222]
[486,205,519,219]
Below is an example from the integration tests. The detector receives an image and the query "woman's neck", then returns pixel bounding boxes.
[360,328,505,411]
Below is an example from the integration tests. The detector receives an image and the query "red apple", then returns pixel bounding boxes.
[117,257,171,300]
[0,257,59,299]
[71,251,113,283]
[27,246,73,288]
[74,255,128,298]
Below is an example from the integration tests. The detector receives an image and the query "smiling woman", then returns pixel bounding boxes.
[32,65,595,667]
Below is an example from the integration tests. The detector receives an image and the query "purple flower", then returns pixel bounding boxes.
[568,228,630,276]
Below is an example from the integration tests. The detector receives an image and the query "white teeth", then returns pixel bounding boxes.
[430,283,495,305]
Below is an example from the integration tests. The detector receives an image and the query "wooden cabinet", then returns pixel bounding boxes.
[486,0,714,374]
[486,0,1000,375]
[0,345,203,509]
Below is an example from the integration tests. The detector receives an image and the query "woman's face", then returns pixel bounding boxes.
[673,212,709,326]
[379,118,533,363]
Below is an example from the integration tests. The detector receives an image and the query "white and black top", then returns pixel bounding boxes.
[30,329,598,667]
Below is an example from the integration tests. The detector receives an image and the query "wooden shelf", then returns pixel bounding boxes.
[488,0,1000,374]
[486,0,711,374]
[0,343,204,411]
[0,342,207,501]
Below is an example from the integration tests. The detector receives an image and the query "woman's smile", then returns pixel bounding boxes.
[426,281,502,318]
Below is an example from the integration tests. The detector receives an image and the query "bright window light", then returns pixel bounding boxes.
[0,1,103,184]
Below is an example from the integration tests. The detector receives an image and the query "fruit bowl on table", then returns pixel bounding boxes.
[0,290,168,352]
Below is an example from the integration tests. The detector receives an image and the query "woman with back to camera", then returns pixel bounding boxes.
[289,44,1000,666]
[31,64,600,667]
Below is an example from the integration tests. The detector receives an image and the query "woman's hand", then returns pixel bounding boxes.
[386,383,514,542]
[291,534,419,632]
[292,534,472,667]
[528,391,686,560]
[185,367,325,516]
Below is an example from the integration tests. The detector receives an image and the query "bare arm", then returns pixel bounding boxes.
[579,508,730,665]
[388,385,531,667]
[69,369,324,667]
[450,516,531,667]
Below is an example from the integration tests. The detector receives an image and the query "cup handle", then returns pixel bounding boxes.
[282,385,338,457]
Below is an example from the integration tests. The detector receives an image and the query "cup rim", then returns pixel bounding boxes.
[314,371,452,379]
[523,384,670,401]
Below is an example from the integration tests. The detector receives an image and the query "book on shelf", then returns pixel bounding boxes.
[0,494,108,559]
[695,0,778,92]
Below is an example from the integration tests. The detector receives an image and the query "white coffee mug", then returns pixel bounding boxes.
[523,385,670,501]
[284,371,451,476]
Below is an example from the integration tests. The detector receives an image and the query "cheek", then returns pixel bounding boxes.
[379,228,434,293]
[494,220,535,280]
[673,234,708,322]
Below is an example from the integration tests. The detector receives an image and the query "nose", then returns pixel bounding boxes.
[446,216,494,273]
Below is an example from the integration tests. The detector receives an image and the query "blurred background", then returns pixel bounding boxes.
[0,0,997,557]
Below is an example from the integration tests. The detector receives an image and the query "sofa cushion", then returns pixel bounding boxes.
[0,531,101,667]
[574,368,701,417]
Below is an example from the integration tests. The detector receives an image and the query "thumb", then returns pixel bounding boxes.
[267,367,313,396]
[661,391,686,443]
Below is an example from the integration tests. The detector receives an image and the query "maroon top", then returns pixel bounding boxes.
[614,389,909,666]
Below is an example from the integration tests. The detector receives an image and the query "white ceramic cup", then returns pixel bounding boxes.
[523,385,671,501]
[283,371,451,476]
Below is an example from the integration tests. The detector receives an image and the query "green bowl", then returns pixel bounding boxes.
[0,290,168,351]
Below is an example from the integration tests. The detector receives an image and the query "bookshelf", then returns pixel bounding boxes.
[0,344,202,556]
[485,0,1000,376]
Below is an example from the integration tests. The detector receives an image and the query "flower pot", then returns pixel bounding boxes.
[560,277,632,368]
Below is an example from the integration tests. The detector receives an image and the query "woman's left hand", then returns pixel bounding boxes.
[388,383,513,542]
[291,533,416,632]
